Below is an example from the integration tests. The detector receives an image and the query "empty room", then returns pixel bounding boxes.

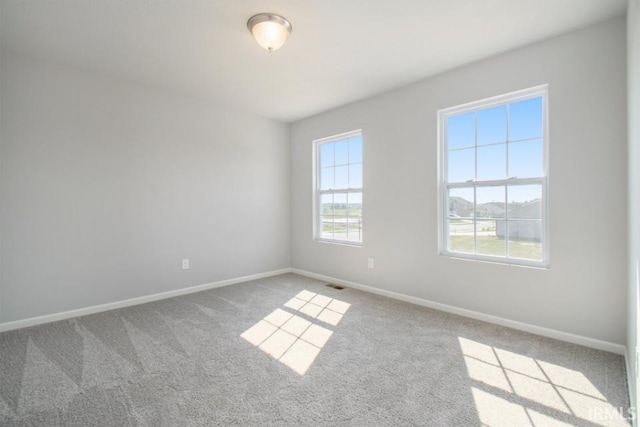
[1,0,639,426]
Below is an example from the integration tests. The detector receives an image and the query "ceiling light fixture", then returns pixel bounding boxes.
[247,13,292,52]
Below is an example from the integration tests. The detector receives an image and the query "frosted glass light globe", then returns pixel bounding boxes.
[248,14,292,52]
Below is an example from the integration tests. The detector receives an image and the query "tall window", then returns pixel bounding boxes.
[314,130,363,245]
[438,86,548,267]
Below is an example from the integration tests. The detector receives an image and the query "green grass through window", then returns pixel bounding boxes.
[450,235,541,261]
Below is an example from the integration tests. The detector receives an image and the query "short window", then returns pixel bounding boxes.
[314,130,363,245]
[438,86,548,267]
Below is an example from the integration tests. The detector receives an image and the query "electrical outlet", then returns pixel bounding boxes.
[368,258,374,268]
[182,259,189,270]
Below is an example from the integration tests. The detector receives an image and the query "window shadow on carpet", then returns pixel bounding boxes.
[241,290,350,375]
[459,337,632,426]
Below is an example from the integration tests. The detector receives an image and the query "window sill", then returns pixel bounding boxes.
[315,238,362,248]
[440,251,549,270]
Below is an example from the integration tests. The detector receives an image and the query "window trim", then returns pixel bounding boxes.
[313,129,363,246]
[437,85,549,268]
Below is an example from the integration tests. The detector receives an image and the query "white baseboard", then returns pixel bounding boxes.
[1,267,627,357]
[0,268,292,333]
[291,268,627,356]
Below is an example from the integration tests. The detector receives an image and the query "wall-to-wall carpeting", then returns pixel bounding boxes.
[0,274,631,426]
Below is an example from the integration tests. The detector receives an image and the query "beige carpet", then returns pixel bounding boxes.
[0,273,631,426]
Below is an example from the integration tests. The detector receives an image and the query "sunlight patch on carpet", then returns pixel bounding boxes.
[459,337,631,426]
[241,290,350,375]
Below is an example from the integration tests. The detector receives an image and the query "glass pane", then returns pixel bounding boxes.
[509,97,542,141]
[508,139,543,178]
[334,165,348,189]
[507,220,542,261]
[333,216,348,241]
[477,144,506,181]
[320,143,334,167]
[448,219,474,254]
[447,112,475,150]
[349,163,363,188]
[347,192,362,219]
[347,219,362,242]
[335,140,348,166]
[349,136,363,163]
[448,147,475,183]
[476,186,505,219]
[508,185,542,219]
[448,188,474,218]
[333,193,347,216]
[477,105,507,146]
[477,219,505,257]
[321,194,333,215]
[320,167,334,190]
[334,193,348,241]
[320,216,333,239]
[448,186,474,254]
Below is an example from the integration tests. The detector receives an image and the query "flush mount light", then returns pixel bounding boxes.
[247,13,292,52]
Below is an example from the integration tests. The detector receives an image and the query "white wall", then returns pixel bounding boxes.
[291,17,628,344]
[0,50,290,323]
[628,0,639,412]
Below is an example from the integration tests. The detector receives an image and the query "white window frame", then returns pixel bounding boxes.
[313,129,363,246]
[437,85,549,268]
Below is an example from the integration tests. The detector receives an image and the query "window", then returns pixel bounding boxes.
[438,86,548,267]
[314,130,363,245]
